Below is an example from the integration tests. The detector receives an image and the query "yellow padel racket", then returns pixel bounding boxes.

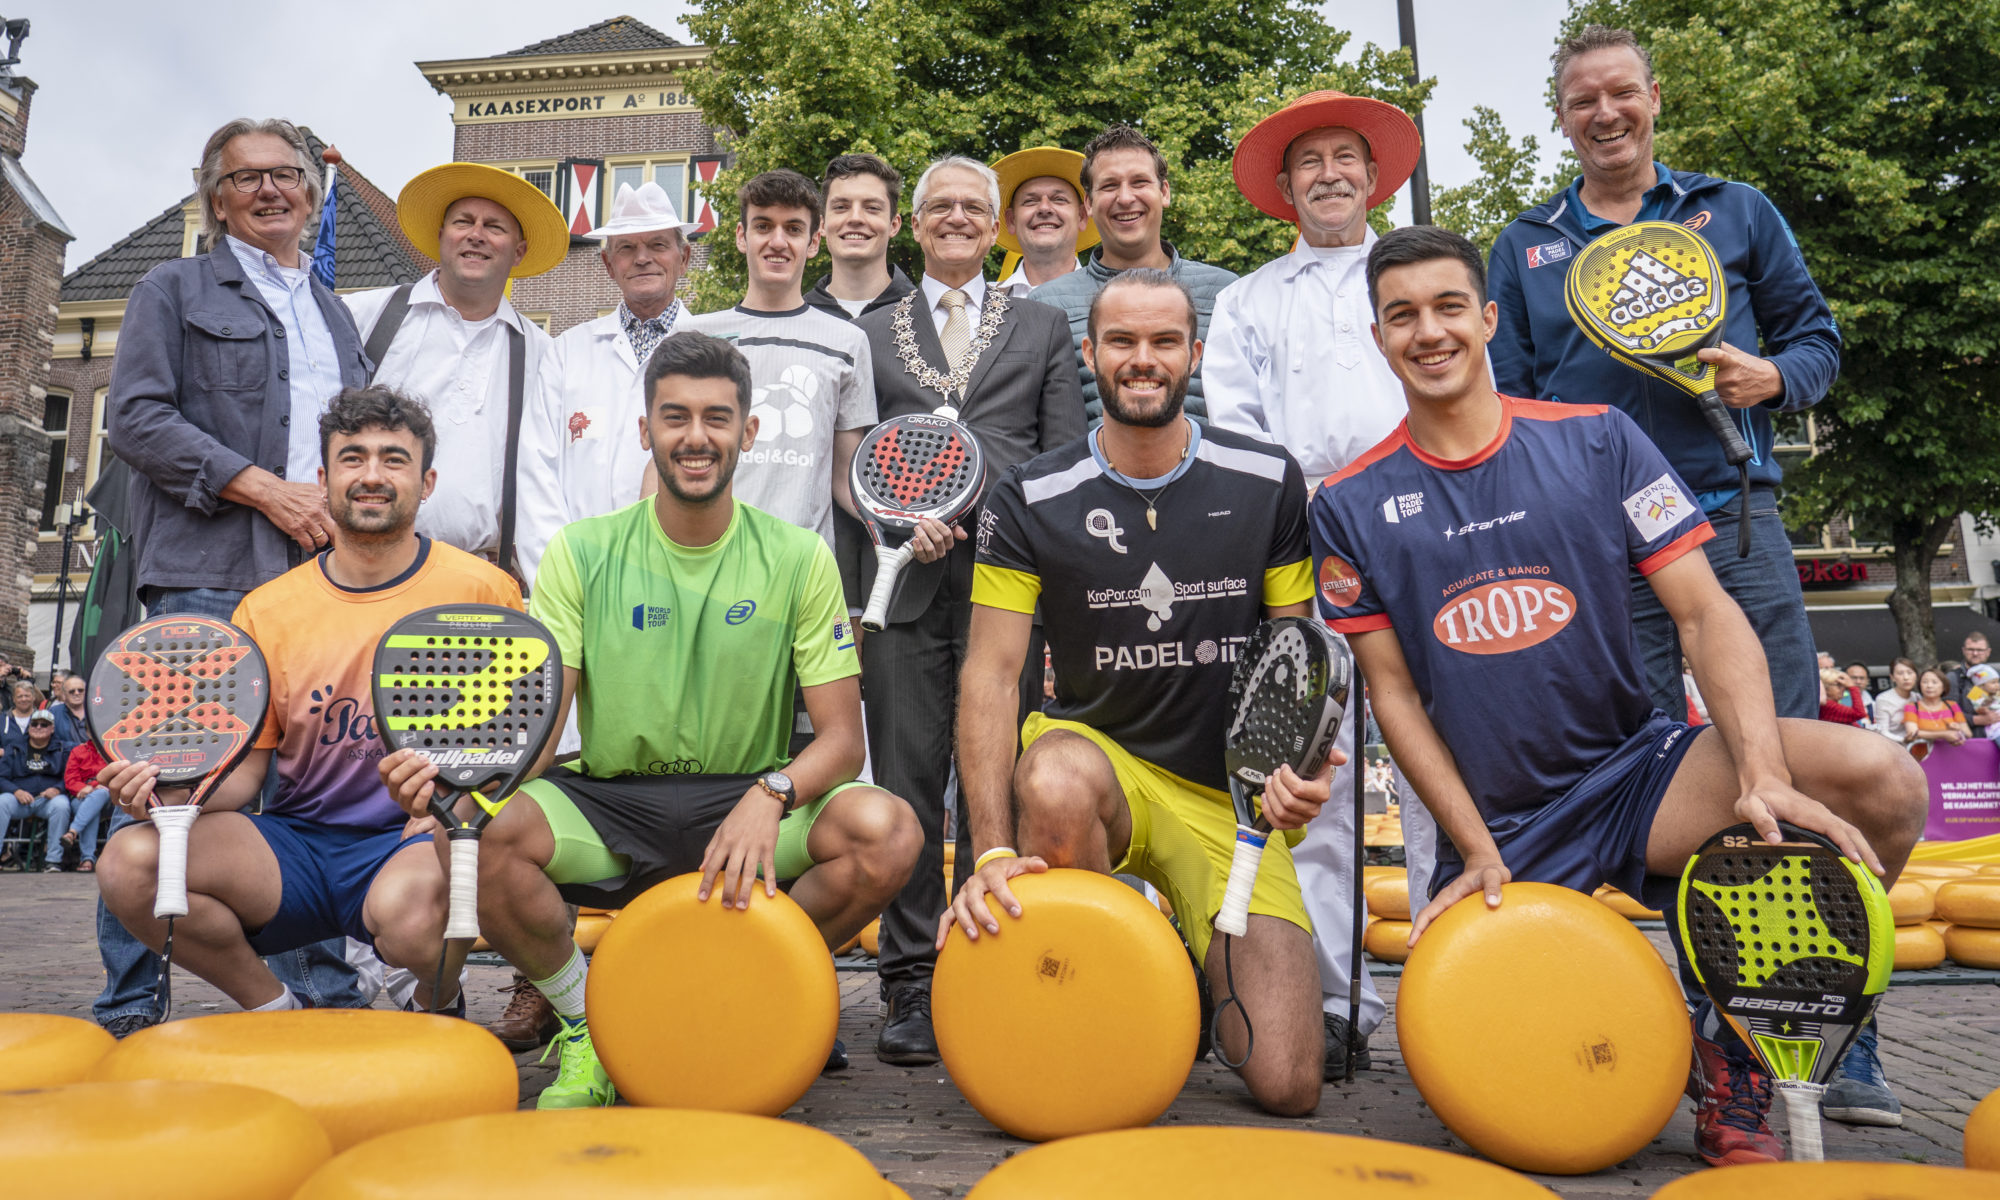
[1564,221,1752,556]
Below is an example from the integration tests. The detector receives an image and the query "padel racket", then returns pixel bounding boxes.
[1214,617,1352,938]
[85,616,269,920]
[1564,221,1752,557]
[1677,822,1895,1160]
[851,413,986,632]
[372,605,562,942]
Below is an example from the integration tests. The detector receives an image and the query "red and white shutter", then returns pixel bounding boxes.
[558,159,604,238]
[690,155,728,236]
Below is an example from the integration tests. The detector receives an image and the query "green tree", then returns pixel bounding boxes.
[1432,106,1574,256]
[682,0,1432,312]
[1559,0,2000,663]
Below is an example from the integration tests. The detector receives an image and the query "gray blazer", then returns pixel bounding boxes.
[107,241,370,594]
[854,287,1086,623]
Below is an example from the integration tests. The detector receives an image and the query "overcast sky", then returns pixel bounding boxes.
[18,0,1572,272]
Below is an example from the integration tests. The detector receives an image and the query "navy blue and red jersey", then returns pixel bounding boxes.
[1308,396,1712,823]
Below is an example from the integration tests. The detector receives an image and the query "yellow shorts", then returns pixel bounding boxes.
[1021,713,1311,966]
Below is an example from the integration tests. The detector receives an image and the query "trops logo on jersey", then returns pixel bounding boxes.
[1432,570,1577,655]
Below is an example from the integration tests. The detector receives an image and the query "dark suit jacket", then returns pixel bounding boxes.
[854,285,1086,623]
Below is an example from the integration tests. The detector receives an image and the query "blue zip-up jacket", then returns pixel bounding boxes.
[1488,165,1840,498]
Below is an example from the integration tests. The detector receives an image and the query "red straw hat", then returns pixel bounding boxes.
[1231,91,1422,222]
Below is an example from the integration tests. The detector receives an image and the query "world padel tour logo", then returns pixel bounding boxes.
[1318,556,1364,609]
[1526,240,1571,269]
[1432,569,1576,655]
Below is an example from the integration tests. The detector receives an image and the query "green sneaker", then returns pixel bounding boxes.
[535,1017,616,1109]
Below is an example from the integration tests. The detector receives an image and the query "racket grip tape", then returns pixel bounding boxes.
[151,804,201,920]
[445,829,481,941]
[1697,391,1755,467]
[1776,1080,1825,1161]
[861,544,915,633]
[1214,825,1270,938]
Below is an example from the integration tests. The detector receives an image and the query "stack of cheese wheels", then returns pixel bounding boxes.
[293,1109,901,1199]
[1363,869,1413,964]
[1398,883,1690,1174]
[90,1010,517,1152]
[1968,1086,2000,1170]
[1,1079,331,1199]
[0,1013,115,1089]
[1649,1160,2000,1198]
[1936,874,2000,969]
[964,1126,1560,1198]
[586,872,838,1114]
[933,869,1197,1142]
[1887,875,1946,970]
[1593,885,1663,921]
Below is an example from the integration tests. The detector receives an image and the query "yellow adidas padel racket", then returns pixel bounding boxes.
[372,605,562,943]
[1564,220,1752,556]
[1677,822,1895,1160]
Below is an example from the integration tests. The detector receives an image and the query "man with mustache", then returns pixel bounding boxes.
[382,332,921,1108]
[991,147,1095,299]
[346,163,569,576]
[96,387,520,1018]
[946,271,1335,1116]
[852,155,1084,1066]
[1204,90,1426,1077]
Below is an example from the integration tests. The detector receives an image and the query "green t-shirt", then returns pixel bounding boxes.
[531,497,859,779]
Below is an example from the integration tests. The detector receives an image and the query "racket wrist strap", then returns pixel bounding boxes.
[974,847,1018,872]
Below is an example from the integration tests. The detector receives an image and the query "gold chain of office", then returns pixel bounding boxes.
[888,287,1011,402]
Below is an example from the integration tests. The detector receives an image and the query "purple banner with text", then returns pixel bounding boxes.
[1920,739,2000,842]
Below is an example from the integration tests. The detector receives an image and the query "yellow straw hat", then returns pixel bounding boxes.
[395,162,570,278]
[991,147,1100,257]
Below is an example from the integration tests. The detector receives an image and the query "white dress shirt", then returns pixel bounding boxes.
[1203,231,1408,483]
[344,273,552,557]
[997,259,1079,300]
[921,273,988,338]
[225,236,345,480]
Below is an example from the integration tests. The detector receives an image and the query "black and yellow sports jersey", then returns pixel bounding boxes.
[973,421,1314,789]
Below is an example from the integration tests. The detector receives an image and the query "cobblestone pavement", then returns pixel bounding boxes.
[5,873,1995,1196]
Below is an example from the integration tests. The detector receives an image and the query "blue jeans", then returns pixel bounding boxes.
[92,587,363,1025]
[4,792,72,863]
[1629,488,1818,722]
[68,787,111,861]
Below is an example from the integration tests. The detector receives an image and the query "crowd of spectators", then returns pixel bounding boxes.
[0,670,110,872]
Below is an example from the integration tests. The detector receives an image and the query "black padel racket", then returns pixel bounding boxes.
[372,605,562,942]
[1215,617,1352,938]
[1565,221,1752,556]
[85,616,269,920]
[1677,822,1895,1160]
[850,413,986,632]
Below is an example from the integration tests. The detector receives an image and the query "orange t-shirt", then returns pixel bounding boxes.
[233,538,521,829]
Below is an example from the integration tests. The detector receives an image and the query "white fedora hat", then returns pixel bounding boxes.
[586,181,698,240]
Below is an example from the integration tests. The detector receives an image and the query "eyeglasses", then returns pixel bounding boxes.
[919,198,993,222]
[220,166,306,194]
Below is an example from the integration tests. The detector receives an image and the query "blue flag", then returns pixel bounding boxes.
[311,166,337,289]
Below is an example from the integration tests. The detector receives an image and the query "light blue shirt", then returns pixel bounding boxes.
[226,235,345,479]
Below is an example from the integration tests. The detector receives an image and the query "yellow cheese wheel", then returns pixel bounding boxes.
[1396,883,1690,1175]
[859,917,881,956]
[1651,1161,2000,1198]
[1362,864,1401,886]
[964,1126,1560,1198]
[1364,918,1414,963]
[836,934,861,955]
[574,913,615,953]
[0,1012,116,1089]
[1894,923,1947,970]
[933,868,1197,1142]
[0,1079,330,1199]
[91,1010,516,1152]
[1889,879,1937,924]
[586,872,836,1115]
[1903,863,1979,878]
[1595,888,1664,920]
[1928,918,1953,934]
[293,1109,894,1199]
[1945,924,2000,969]
[1935,879,2000,928]
[1968,1086,2000,1171]
[1364,872,1411,920]
[578,906,616,916]
[1981,864,2000,876]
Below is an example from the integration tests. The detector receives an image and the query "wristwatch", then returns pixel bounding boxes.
[756,771,797,813]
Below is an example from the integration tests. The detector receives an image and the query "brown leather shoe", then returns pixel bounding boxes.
[488,974,559,1052]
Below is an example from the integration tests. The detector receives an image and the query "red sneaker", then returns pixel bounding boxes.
[1686,1024,1785,1166]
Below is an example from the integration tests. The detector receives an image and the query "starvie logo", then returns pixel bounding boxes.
[1443,510,1527,540]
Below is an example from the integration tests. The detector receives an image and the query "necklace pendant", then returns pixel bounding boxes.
[1146,507,1158,531]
